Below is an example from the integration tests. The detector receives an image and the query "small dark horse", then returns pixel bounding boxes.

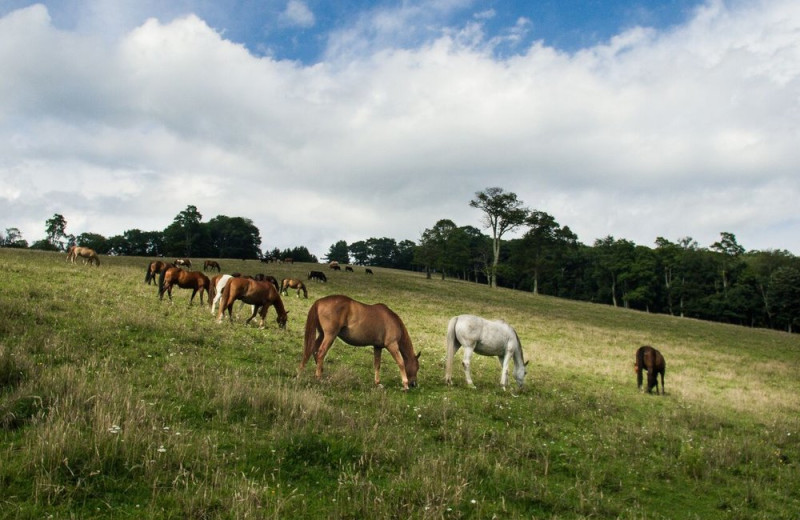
[144,260,170,285]
[253,273,280,290]
[203,260,221,272]
[158,267,210,305]
[634,345,666,395]
[308,270,327,282]
[281,278,308,298]
[299,294,420,391]
[217,277,288,329]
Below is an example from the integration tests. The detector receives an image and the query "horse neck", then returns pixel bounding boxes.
[273,293,287,316]
[510,331,525,365]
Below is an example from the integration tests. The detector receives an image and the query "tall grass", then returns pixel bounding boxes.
[1,248,798,519]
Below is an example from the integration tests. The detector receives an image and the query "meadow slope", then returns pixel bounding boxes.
[1,249,798,519]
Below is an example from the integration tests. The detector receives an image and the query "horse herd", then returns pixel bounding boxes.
[71,250,667,394]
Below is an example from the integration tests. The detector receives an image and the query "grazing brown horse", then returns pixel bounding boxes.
[144,260,170,285]
[174,258,192,268]
[158,267,210,305]
[67,246,100,266]
[281,278,308,298]
[203,260,221,272]
[634,345,666,395]
[217,277,288,329]
[299,295,420,391]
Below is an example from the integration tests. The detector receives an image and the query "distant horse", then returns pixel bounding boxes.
[158,267,210,305]
[282,257,293,264]
[330,264,341,271]
[345,266,354,272]
[445,314,528,389]
[299,295,420,391]
[68,246,100,266]
[308,270,327,282]
[635,346,666,395]
[174,258,192,268]
[203,260,221,272]
[144,260,170,284]
[253,273,280,290]
[365,268,374,275]
[217,277,288,329]
[281,278,308,298]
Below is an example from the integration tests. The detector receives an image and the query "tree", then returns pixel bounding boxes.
[325,240,350,264]
[769,266,800,332]
[710,231,745,296]
[163,205,204,257]
[45,213,68,250]
[349,241,369,265]
[469,187,528,288]
[76,232,109,254]
[1,227,28,248]
[205,216,261,259]
[417,219,460,280]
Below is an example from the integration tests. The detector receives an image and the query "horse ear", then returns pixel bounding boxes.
[416,350,422,360]
[524,360,529,366]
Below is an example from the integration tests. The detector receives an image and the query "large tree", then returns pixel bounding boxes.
[45,213,68,250]
[469,187,528,288]
[325,240,350,264]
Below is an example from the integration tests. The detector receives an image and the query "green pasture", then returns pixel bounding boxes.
[1,249,798,519]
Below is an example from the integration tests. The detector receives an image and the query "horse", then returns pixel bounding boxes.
[209,274,234,315]
[345,266,354,272]
[365,268,374,275]
[635,346,666,395]
[308,270,327,282]
[174,258,192,268]
[281,278,308,298]
[445,314,528,390]
[253,273,280,290]
[203,260,221,272]
[144,260,169,285]
[68,246,100,266]
[299,295,420,391]
[158,267,210,305]
[217,277,288,329]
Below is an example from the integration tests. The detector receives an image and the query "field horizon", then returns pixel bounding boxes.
[1,248,798,519]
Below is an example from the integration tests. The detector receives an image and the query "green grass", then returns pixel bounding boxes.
[1,248,799,519]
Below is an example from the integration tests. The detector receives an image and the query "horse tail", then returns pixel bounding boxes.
[145,263,152,284]
[303,301,321,360]
[445,316,460,384]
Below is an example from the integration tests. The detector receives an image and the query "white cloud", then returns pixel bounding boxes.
[1,1,800,257]
[280,0,315,29]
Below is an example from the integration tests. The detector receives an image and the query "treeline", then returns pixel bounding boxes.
[1,206,317,263]
[4,195,800,333]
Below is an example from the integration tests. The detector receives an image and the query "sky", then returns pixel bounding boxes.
[1,0,799,259]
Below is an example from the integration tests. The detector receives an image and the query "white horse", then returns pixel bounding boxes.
[445,314,528,389]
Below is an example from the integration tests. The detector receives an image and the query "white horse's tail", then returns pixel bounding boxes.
[444,316,460,384]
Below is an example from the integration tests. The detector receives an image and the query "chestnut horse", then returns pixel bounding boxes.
[203,260,221,272]
[634,345,666,395]
[217,277,288,329]
[281,278,308,298]
[299,295,420,391]
[67,246,100,266]
[144,260,170,285]
[158,267,210,305]
[174,258,192,268]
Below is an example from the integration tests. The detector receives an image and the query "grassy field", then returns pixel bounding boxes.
[1,248,798,519]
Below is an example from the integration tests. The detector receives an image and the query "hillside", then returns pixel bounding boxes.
[1,249,799,519]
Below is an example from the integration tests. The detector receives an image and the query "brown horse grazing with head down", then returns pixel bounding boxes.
[174,258,192,268]
[158,267,210,305]
[68,246,100,266]
[144,260,170,285]
[281,278,308,298]
[634,345,666,395]
[203,260,221,272]
[253,273,280,290]
[217,277,288,329]
[299,294,420,391]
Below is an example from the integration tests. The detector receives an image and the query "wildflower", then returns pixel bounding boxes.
[108,425,121,434]
[157,445,166,453]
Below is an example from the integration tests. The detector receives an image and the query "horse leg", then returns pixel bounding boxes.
[373,346,383,387]
[498,353,513,389]
[461,345,476,388]
[384,343,410,391]
[189,289,198,306]
[313,334,337,379]
[445,343,461,386]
